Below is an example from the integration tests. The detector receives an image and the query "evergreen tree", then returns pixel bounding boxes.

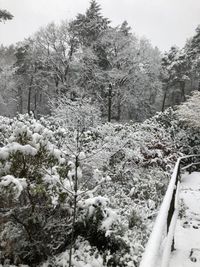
[69,0,110,47]
[161,46,190,110]
[186,25,200,59]
[0,9,13,22]
[14,43,49,115]
[185,25,200,90]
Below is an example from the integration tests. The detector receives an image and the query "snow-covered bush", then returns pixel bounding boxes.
[0,115,13,145]
[0,114,73,265]
[173,92,200,155]
[2,99,200,267]
[45,108,181,266]
[152,97,200,156]
[2,103,199,267]
[44,108,187,266]
[49,96,101,131]
[0,114,120,267]
[75,196,128,259]
[176,91,200,129]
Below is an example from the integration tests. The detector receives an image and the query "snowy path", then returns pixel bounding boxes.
[169,172,200,267]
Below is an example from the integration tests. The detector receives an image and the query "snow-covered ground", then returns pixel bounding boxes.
[170,172,200,267]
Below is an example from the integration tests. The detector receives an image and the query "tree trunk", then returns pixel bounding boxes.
[27,76,33,115]
[69,155,79,267]
[55,76,59,95]
[180,80,186,102]
[17,86,23,113]
[117,93,121,122]
[34,91,37,110]
[161,85,168,112]
[34,90,38,119]
[108,83,112,122]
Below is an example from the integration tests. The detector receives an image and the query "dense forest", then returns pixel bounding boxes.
[0,0,200,121]
[0,1,200,267]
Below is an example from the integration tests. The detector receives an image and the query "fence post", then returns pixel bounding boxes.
[167,193,175,251]
[189,157,192,174]
[167,163,180,251]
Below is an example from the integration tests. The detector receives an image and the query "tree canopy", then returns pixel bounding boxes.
[0,9,13,22]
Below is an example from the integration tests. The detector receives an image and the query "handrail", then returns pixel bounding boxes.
[182,161,200,171]
[139,154,200,267]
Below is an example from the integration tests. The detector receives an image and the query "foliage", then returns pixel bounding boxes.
[174,91,200,154]
[49,96,101,131]
[0,2,200,264]
[0,9,13,22]
[0,114,120,266]
[0,114,70,265]
[1,92,200,266]
[0,1,163,121]
[176,91,200,129]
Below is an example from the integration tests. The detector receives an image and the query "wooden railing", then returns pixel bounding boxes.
[139,154,200,267]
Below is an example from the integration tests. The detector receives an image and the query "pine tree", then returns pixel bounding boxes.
[161,46,190,110]
[186,25,200,59]
[69,0,110,47]
[185,25,200,90]
[0,9,13,22]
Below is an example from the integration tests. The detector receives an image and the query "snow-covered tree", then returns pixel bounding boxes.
[161,46,190,110]
[0,9,13,22]
[0,45,17,116]
[176,91,200,129]
[0,114,121,266]
[69,0,110,47]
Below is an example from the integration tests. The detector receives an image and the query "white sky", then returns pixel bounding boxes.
[0,0,200,52]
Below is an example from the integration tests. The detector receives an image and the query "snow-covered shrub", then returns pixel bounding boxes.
[75,196,127,255]
[3,103,199,266]
[0,114,120,267]
[49,96,101,131]
[45,109,180,266]
[152,96,200,156]
[72,115,179,266]
[153,106,200,155]
[0,115,13,145]
[128,209,145,229]
[156,93,200,155]
[0,114,73,265]
[45,105,193,266]
[175,91,200,129]
[41,237,107,267]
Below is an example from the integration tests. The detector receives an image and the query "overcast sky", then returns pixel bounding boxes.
[0,0,200,52]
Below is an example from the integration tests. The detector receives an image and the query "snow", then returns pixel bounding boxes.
[32,122,43,133]
[101,208,118,231]
[0,142,37,160]
[0,175,27,198]
[0,265,28,267]
[169,172,200,267]
[147,199,156,210]
[160,181,180,267]
[77,166,83,179]
[43,173,60,185]
[51,194,59,207]
[79,151,86,160]
[140,157,181,267]
[83,196,109,208]
[0,112,185,267]
[41,237,106,267]
[93,169,102,182]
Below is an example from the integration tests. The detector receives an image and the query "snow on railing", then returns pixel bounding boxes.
[139,154,200,267]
